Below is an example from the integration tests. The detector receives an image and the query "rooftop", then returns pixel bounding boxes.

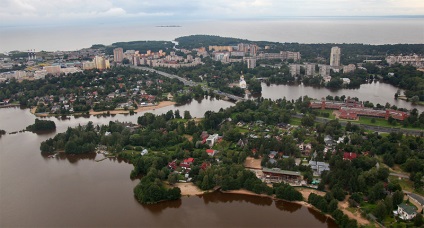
[262,168,301,176]
[398,203,417,215]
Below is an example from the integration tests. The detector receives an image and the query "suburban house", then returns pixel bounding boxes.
[168,159,177,170]
[206,134,219,147]
[269,151,278,159]
[140,149,148,156]
[309,160,330,176]
[180,158,195,169]
[206,149,218,156]
[324,135,334,146]
[397,203,417,220]
[343,152,357,161]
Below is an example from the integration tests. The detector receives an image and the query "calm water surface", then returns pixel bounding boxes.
[0,103,336,227]
[261,81,423,112]
[1,18,423,52]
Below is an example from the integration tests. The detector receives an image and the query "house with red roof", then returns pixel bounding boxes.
[180,158,195,169]
[168,159,177,170]
[206,149,218,156]
[343,152,358,161]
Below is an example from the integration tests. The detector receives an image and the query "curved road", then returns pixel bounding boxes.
[130,66,245,102]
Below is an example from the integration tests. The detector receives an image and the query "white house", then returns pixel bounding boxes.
[397,203,417,220]
[206,134,219,147]
[141,149,148,156]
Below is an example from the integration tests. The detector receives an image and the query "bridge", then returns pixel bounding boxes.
[130,66,246,102]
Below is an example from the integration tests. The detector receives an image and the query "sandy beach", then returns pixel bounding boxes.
[174,182,204,196]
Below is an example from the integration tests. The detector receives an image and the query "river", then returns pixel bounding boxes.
[0,103,336,227]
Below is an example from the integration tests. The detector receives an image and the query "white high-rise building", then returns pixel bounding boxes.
[330,47,341,67]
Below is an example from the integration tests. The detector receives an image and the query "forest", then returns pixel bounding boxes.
[26,119,56,132]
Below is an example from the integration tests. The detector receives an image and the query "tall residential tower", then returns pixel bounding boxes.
[113,48,124,63]
[330,46,341,67]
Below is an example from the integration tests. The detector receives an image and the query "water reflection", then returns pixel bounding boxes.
[275,199,303,213]
[308,207,333,224]
[201,191,273,206]
[141,198,183,214]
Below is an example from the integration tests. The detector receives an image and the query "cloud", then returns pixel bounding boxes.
[0,0,423,26]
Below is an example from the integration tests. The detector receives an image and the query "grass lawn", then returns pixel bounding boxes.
[382,216,397,227]
[389,176,413,193]
[317,109,336,119]
[355,116,423,131]
[289,118,301,126]
[235,127,249,134]
[361,202,377,214]
[357,116,397,128]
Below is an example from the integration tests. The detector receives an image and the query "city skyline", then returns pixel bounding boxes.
[1,0,424,26]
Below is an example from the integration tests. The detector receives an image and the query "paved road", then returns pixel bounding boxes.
[402,190,424,207]
[130,66,245,102]
[390,172,410,179]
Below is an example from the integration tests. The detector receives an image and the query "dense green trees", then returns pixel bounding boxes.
[40,121,99,154]
[274,183,303,201]
[26,119,56,132]
[308,193,358,228]
[133,168,181,204]
[382,64,424,101]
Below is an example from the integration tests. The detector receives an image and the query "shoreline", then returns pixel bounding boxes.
[178,184,370,226]
[30,101,176,117]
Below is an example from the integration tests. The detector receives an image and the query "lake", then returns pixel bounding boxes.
[260,81,423,112]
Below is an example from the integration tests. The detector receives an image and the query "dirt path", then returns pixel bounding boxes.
[244,157,262,169]
[296,187,325,200]
[339,196,370,226]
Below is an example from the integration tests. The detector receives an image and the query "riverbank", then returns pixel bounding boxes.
[30,101,176,117]
[174,182,204,196]
[0,103,20,109]
[223,188,372,226]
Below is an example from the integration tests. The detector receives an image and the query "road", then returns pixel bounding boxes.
[130,66,245,102]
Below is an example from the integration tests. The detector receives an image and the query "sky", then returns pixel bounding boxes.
[1,0,424,26]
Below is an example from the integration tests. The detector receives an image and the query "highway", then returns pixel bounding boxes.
[131,66,245,102]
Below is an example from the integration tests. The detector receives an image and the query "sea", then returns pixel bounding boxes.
[1,17,423,53]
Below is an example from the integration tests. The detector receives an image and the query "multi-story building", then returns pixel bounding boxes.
[343,64,356,73]
[82,61,96,70]
[330,47,341,67]
[250,44,258,56]
[94,56,110,70]
[245,57,257,69]
[305,63,315,76]
[209,46,233,52]
[113,48,124,63]
[319,64,331,77]
[385,55,424,68]
[44,65,61,75]
[290,64,301,77]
